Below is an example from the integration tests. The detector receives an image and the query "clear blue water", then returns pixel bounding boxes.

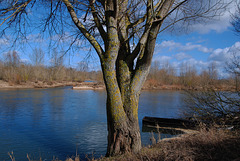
[0,87,185,161]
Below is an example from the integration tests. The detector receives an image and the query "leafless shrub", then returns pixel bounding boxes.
[183,89,240,127]
[182,52,240,128]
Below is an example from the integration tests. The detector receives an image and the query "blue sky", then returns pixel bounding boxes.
[152,5,240,78]
[0,1,239,78]
[153,29,240,77]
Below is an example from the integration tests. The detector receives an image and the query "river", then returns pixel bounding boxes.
[0,86,185,160]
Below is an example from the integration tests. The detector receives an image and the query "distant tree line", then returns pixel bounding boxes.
[1,49,238,90]
[0,50,103,84]
[146,60,238,90]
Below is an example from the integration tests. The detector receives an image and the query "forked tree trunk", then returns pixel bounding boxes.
[101,59,142,156]
[63,0,173,156]
[91,0,171,156]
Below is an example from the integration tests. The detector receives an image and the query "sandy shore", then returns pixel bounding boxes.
[0,80,106,90]
[0,80,235,91]
[0,80,82,89]
[0,80,185,90]
[72,82,105,90]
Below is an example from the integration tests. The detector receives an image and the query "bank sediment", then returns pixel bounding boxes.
[0,80,82,89]
[0,80,236,91]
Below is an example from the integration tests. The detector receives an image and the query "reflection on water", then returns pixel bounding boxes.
[0,87,185,160]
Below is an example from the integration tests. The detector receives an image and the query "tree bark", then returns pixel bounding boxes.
[105,90,141,156]
[101,57,141,156]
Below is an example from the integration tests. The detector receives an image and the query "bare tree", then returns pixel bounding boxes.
[232,2,240,35]
[29,48,45,66]
[226,52,240,91]
[208,62,218,82]
[50,49,65,80]
[2,50,21,83]
[179,62,198,87]
[0,0,232,156]
[78,61,89,72]
[4,50,20,67]
[28,48,45,81]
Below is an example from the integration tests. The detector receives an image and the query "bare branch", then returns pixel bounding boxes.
[89,0,107,44]
[62,0,104,59]
[0,0,32,27]
[231,1,240,35]
[127,14,147,30]
[161,0,187,21]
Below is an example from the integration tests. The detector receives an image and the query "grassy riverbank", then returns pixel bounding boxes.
[99,127,240,161]
[10,126,239,161]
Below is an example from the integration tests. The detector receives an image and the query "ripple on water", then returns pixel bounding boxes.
[0,87,184,160]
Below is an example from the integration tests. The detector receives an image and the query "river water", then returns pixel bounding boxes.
[0,87,185,160]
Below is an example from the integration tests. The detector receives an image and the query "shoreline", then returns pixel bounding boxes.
[0,80,236,91]
[0,80,82,89]
[0,81,185,90]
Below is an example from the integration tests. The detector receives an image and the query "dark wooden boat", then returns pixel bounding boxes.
[142,116,198,129]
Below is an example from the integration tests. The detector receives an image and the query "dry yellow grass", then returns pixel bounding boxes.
[8,126,240,161]
[99,126,240,161]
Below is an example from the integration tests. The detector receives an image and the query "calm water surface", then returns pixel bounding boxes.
[0,87,185,160]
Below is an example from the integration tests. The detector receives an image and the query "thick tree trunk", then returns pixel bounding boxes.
[100,0,168,156]
[106,93,141,157]
[101,60,142,156]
